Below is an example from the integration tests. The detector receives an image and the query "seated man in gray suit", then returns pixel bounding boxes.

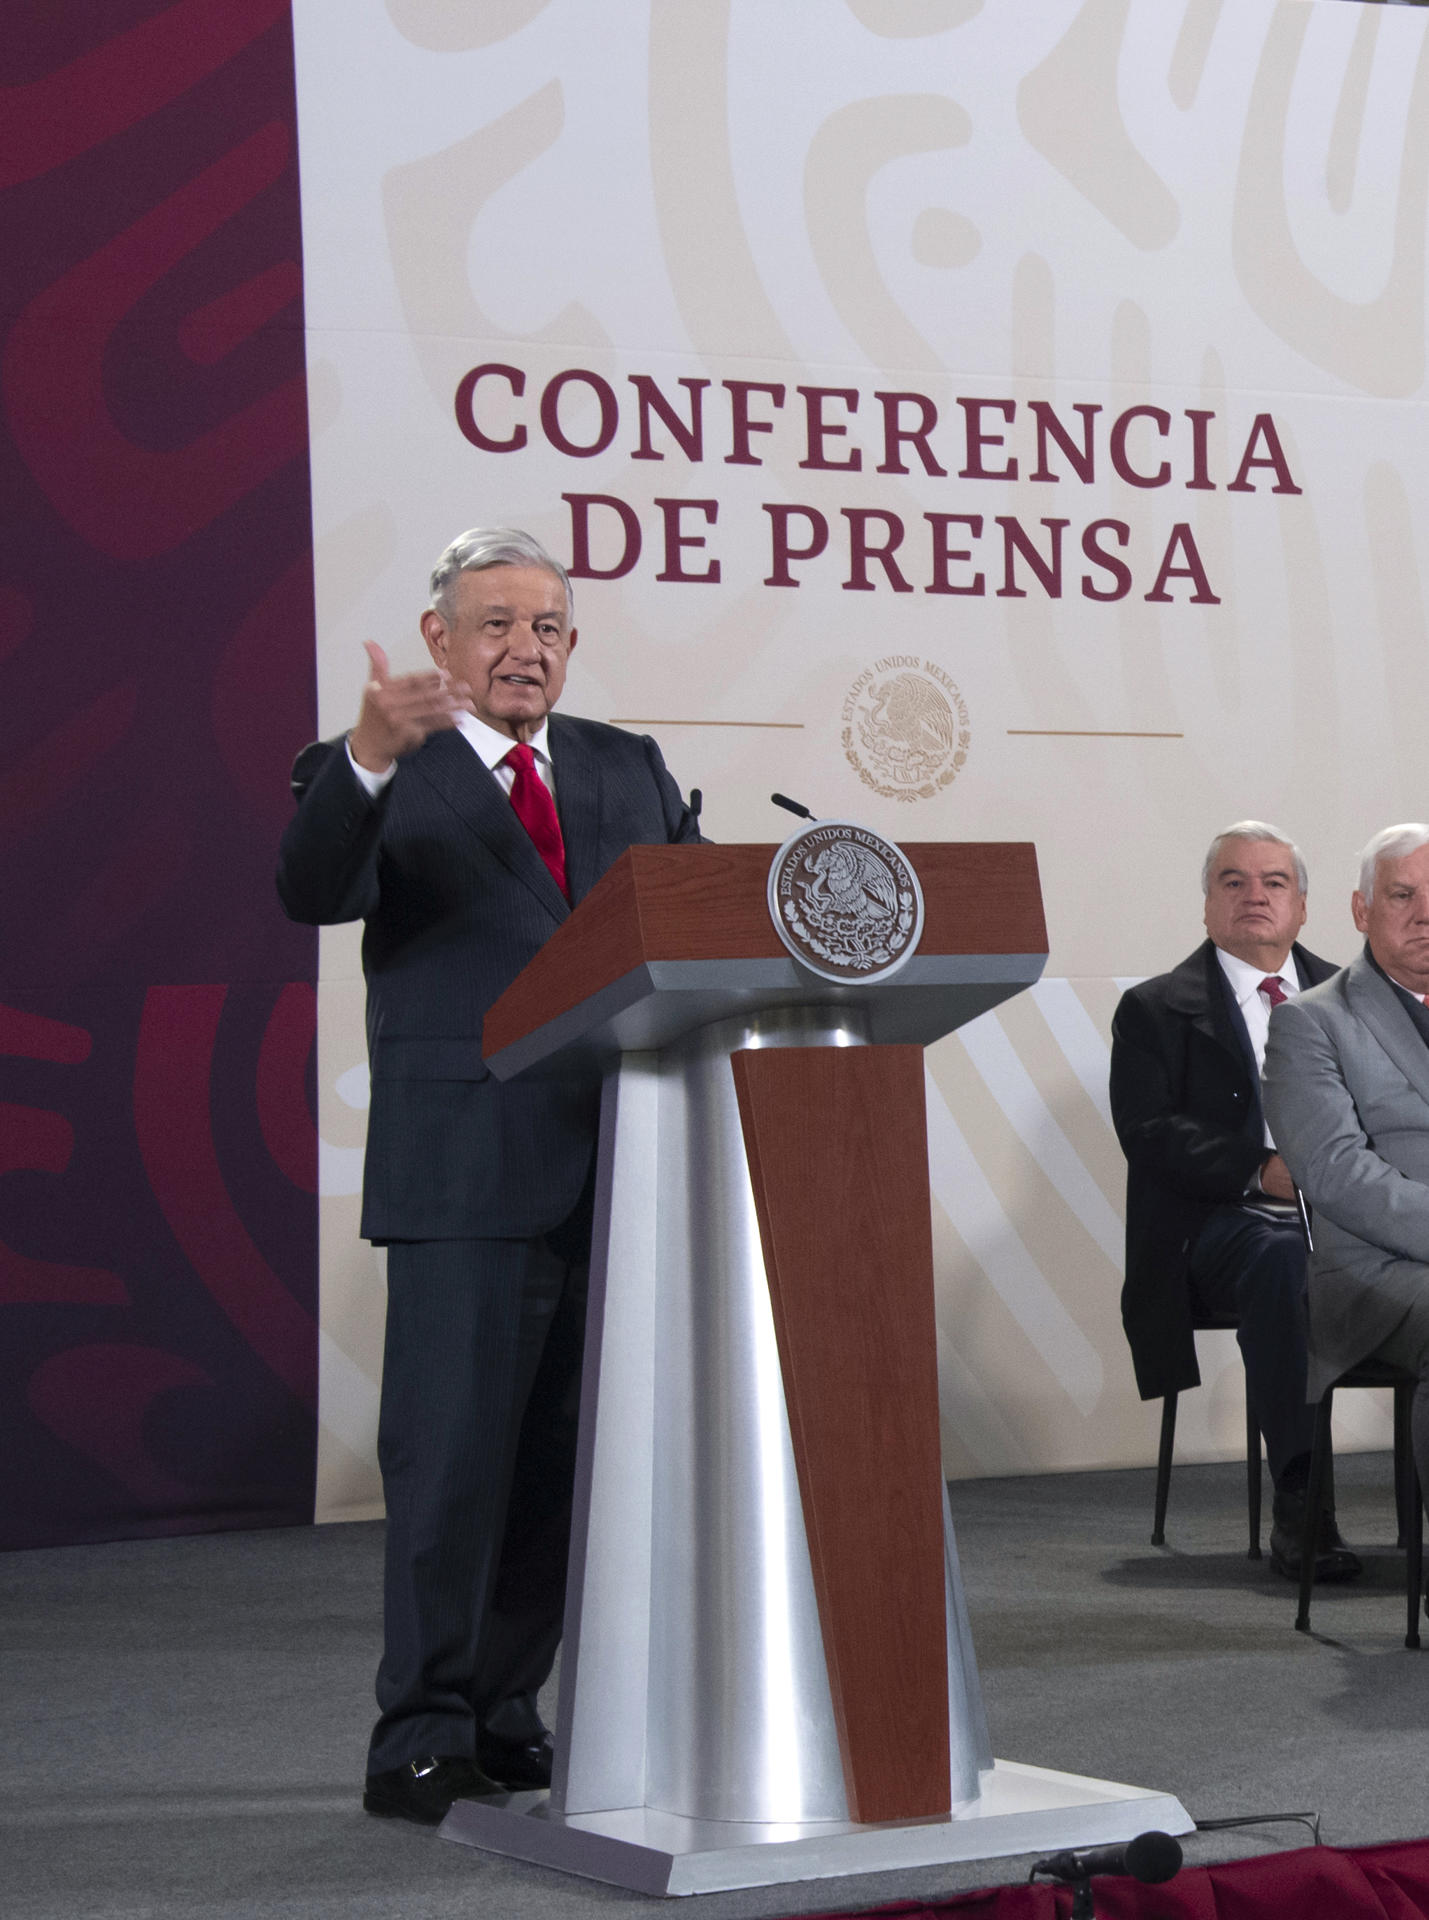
[1264,822,1429,1538]
[278,528,700,1825]
[1110,822,1358,1581]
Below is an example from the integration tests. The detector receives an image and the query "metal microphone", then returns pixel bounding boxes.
[770,792,815,821]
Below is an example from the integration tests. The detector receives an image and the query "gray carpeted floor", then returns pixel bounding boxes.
[7,1453,1429,1918]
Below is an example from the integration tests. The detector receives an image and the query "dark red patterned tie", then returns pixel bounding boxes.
[503,742,568,899]
[1258,975,1287,1008]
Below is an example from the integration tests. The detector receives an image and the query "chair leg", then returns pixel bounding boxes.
[1296,1392,1334,1633]
[1245,1398,1262,1560]
[1152,1394,1178,1546]
[1404,1401,1423,1652]
[1407,1485,1423,1653]
[1394,1384,1412,1550]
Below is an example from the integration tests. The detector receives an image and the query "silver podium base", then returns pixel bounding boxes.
[439,1760,1193,1897]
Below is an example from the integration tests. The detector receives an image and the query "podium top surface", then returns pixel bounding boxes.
[483,841,1046,1077]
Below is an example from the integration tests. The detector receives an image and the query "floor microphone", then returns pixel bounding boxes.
[1031,1829,1182,1887]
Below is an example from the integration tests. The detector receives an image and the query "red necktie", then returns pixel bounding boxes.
[1258,975,1287,1008]
[503,742,568,899]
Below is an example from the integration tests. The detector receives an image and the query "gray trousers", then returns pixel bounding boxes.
[1368,1291,1429,1520]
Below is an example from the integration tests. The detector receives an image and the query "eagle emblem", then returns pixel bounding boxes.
[767,821,924,983]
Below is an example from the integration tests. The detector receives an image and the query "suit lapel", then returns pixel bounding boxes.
[1291,942,1337,990]
[1166,942,1253,1068]
[549,716,604,904]
[1218,976,1260,1086]
[408,730,570,920]
[1162,942,1261,1132]
[1345,951,1429,1108]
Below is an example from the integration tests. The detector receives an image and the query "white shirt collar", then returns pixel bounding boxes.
[456,710,552,771]
[1384,969,1427,1002]
[1215,945,1296,1006]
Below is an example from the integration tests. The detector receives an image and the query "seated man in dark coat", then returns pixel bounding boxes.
[1109,821,1357,1581]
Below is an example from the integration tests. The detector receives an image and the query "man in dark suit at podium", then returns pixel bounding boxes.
[1109,822,1358,1583]
[278,527,699,1825]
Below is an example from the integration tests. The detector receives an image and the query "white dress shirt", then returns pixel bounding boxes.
[1384,967,1429,1003]
[1215,946,1300,1152]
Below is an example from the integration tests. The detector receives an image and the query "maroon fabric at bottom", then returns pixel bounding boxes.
[797,1838,1429,1919]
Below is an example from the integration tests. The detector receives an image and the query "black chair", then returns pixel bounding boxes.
[1151,1312,1262,1557]
[1295,1359,1423,1648]
[1291,1187,1423,1648]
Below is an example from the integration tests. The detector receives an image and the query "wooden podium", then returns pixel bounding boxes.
[440,842,1190,1894]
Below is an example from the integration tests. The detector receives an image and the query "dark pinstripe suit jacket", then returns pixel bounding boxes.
[277,715,699,1241]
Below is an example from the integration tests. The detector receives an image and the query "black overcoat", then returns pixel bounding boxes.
[1108,938,1337,1400]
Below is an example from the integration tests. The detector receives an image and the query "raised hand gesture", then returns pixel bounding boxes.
[348,641,474,773]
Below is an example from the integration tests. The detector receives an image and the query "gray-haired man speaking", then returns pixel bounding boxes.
[1265,824,1429,1548]
[278,528,701,1824]
[1110,822,1358,1582]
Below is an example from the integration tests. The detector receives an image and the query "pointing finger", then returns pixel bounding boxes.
[363,640,390,685]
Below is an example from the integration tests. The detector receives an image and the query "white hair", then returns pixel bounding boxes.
[428,526,573,621]
[1357,824,1429,903]
[1201,821,1307,896]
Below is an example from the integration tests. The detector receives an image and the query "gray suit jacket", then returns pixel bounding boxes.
[1262,950,1429,1397]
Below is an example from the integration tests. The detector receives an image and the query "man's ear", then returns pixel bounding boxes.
[566,625,578,657]
[1352,890,1370,935]
[420,608,447,666]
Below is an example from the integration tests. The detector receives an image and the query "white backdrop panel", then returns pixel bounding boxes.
[292,0,1414,1517]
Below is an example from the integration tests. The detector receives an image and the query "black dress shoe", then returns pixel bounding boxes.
[1268,1491,1363,1584]
[362,1755,501,1825]
[476,1726,555,1790]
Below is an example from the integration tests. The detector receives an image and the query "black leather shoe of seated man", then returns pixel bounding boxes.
[363,1755,502,1825]
[1268,1490,1363,1583]
[476,1725,555,1790]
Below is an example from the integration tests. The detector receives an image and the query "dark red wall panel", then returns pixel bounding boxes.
[0,2,318,1548]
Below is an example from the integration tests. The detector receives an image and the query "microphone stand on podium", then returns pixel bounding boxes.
[440,827,1192,1895]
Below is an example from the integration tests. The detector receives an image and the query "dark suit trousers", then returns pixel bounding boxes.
[367,1219,590,1773]
[1187,1204,1316,1485]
